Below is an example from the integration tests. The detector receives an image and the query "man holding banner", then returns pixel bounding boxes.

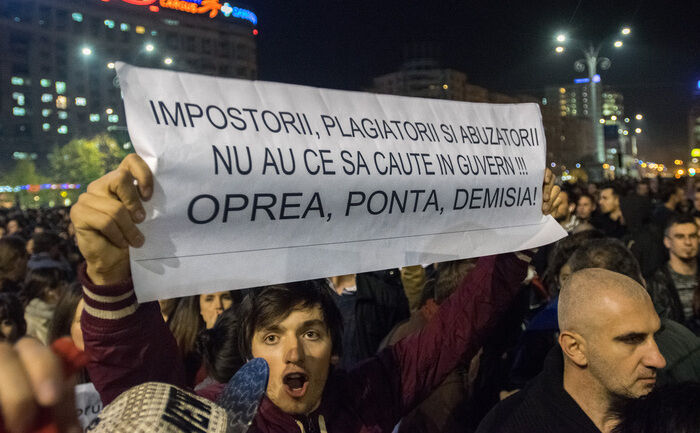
[63,152,562,432]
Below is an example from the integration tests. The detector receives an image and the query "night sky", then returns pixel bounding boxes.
[247,0,699,165]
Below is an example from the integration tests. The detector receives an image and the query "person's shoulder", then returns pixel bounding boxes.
[475,387,533,433]
[648,264,672,284]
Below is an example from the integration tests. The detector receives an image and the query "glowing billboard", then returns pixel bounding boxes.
[100,0,257,25]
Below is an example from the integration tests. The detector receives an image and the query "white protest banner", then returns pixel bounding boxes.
[116,63,566,302]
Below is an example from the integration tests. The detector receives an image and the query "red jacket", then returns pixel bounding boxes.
[80,252,532,433]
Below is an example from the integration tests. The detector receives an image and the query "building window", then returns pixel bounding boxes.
[13,107,26,116]
[12,92,25,105]
[57,125,68,134]
[56,96,68,109]
[42,109,52,117]
[41,93,53,103]
[120,23,130,31]
[55,82,66,94]
[42,123,51,131]
[89,113,100,122]
[104,19,115,29]
[72,12,82,22]
[75,97,87,106]
[108,114,119,123]
[11,76,24,85]
[58,111,68,119]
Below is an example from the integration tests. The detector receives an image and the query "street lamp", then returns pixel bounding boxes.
[145,43,155,52]
[554,26,633,165]
[81,47,92,56]
[635,113,643,120]
[164,57,173,65]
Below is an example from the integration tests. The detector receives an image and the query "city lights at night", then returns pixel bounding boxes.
[0,4,698,430]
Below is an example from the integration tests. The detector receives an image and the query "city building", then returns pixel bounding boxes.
[371,45,534,105]
[0,0,258,168]
[543,80,637,175]
[372,58,476,101]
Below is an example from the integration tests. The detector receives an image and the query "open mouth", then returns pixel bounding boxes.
[283,372,309,398]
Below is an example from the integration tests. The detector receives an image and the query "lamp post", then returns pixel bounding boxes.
[554,27,632,165]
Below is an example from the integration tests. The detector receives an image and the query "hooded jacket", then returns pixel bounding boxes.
[80,252,532,433]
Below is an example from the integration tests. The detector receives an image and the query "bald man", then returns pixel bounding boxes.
[476,268,666,433]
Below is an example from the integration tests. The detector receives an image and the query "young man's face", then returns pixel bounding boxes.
[636,183,649,197]
[251,305,333,415]
[585,295,666,399]
[664,222,699,261]
[576,196,596,220]
[598,188,619,214]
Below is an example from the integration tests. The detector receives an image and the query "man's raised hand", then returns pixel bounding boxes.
[70,154,153,285]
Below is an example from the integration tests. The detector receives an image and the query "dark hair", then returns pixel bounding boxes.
[0,292,27,342]
[664,213,698,237]
[169,291,244,358]
[0,236,27,282]
[20,267,66,306]
[567,238,644,286]
[48,282,83,344]
[196,306,245,383]
[610,382,700,433]
[31,232,62,255]
[659,181,683,203]
[577,192,595,204]
[169,295,206,358]
[600,183,622,198]
[542,230,606,295]
[238,280,343,359]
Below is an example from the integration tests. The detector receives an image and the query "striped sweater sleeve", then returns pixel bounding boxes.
[78,263,187,404]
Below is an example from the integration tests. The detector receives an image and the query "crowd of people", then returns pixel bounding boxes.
[0,156,699,433]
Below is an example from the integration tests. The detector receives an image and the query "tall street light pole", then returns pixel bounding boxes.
[575,44,610,164]
[554,27,631,166]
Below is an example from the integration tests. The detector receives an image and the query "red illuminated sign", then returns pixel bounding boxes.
[159,0,222,18]
[120,0,157,4]
[101,0,256,24]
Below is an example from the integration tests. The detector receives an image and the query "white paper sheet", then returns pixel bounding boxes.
[116,63,567,302]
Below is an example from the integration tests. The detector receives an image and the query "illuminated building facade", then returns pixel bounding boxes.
[543,81,636,174]
[0,0,257,167]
